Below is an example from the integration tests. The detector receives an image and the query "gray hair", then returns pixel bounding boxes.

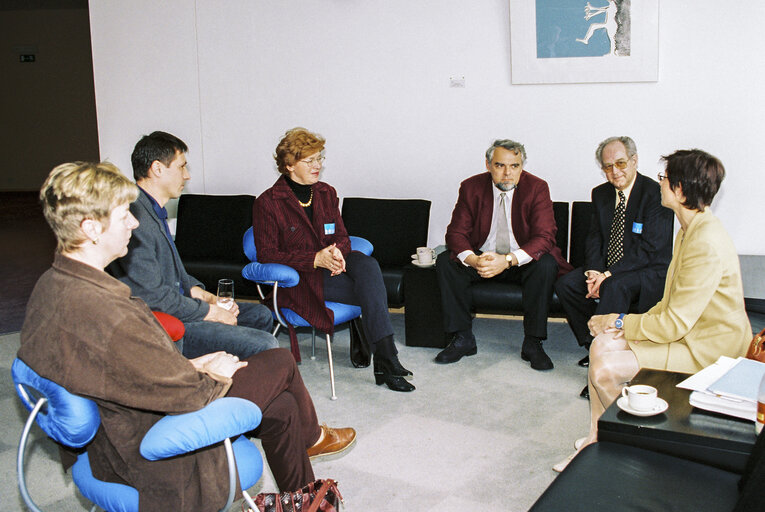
[595,136,637,166]
[486,139,527,164]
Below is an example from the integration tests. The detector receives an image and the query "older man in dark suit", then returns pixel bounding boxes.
[109,131,278,359]
[435,139,573,370]
[554,136,673,396]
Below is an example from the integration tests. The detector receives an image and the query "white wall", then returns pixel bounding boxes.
[89,0,765,254]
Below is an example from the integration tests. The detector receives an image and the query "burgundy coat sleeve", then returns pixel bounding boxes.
[511,173,557,260]
[444,173,493,258]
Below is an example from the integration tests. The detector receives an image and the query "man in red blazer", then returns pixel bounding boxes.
[435,139,572,369]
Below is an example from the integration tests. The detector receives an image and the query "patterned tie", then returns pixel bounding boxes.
[606,190,626,267]
[496,192,511,254]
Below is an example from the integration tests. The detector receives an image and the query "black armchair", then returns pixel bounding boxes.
[530,430,765,511]
[341,197,431,307]
[174,193,261,298]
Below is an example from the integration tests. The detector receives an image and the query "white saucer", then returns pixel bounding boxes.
[411,259,435,268]
[616,396,668,417]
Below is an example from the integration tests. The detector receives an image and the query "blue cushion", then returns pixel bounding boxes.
[72,452,139,512]
[242,227,258,262]
[232,435,264,490]
[72,439,262,511]
[242,261,300,287]
[279,302,362,328]
[11,358,100,448]
[349,236,374,256]
[140,397,262,460]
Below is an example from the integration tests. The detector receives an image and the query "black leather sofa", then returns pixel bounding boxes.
[470,201,590,316]
[530,430,765,511]
[341,197,431,307]
[174,193,262,298]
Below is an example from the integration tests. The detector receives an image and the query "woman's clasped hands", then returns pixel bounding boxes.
[314,243,346,276]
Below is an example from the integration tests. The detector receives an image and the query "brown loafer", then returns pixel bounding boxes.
[307,424,357,460]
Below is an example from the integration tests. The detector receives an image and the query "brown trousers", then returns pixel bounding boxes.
[228,348,321,491]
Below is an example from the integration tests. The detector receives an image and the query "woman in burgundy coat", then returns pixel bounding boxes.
[253,127,414,392]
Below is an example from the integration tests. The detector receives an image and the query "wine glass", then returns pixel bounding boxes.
[216,279,234,310]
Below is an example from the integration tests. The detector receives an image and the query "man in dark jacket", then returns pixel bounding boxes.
[110,131,278,359]
[555,136,673,396]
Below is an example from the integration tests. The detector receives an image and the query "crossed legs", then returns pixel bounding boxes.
[554,331,639,471]
[582,331,640,445]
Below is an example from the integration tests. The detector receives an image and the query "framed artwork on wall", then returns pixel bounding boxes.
[510,0,659,84]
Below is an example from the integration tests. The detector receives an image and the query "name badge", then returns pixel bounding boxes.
[632,222,643,234]
[324,223,336,235]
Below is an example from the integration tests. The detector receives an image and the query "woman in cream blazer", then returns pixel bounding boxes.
[555,148,751,472]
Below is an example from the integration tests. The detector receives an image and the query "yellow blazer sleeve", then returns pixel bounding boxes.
[624,235,721,343]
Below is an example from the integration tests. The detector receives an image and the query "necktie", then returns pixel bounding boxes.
[496,192,511,254]
[606,190,626,267]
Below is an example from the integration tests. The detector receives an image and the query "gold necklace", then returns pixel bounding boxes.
[298,187,313,207]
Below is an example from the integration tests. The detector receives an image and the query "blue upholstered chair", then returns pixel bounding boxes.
[12,358,264,512]
[241,226,373,400]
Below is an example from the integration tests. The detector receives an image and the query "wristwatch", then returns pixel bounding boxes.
[614,313,625,330]
[505,254,514,266]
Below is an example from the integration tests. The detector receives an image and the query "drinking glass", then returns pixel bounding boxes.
[217,279,234,310]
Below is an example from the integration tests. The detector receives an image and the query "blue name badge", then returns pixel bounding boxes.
[632,222,643,234]
[324,223,335,235]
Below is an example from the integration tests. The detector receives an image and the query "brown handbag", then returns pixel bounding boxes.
[252,479,342,512]
[746,328,765,363]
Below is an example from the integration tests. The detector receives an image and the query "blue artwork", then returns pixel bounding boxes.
[536,0,631,58]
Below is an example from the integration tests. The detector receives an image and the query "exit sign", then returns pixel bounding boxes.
[19,54,35,63]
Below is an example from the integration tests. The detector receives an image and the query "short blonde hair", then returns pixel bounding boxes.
[273,127,326,175]
[40,162,138,252]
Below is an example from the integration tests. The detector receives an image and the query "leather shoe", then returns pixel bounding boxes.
[577,355,590,367]
[373,356,415,392]
[521,338,554,370]
[579,384,589,400]
[307,424,357,460]
[434,332,477,364]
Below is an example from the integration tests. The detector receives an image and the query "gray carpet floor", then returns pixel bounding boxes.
[2,313,590,511]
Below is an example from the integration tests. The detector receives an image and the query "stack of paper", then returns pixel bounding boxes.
[677,356,765,421]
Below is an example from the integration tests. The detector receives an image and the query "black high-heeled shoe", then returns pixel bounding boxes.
[374,353,413,377]
[374,357,415,392]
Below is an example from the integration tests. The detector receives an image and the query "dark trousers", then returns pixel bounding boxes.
[435,251,559,340]
[554,266,643,347]
[322,251,396,357]
[228,348,321,492]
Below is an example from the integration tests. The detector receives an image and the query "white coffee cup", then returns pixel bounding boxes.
[413,247,435,265]
[621,384,658,411]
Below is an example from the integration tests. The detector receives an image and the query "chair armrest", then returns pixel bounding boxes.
[350,236,373,256]
[140,397,262,461]
[242,261,300,287]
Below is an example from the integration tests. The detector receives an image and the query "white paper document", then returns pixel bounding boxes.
[677,356,765,422]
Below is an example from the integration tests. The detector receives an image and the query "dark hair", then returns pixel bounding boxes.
[661,149,725,210]
[131,131,188,180]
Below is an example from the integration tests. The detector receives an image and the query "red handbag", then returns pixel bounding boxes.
[252,479,342,512]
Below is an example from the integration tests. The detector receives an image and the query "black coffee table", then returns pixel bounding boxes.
[597,368,757,473]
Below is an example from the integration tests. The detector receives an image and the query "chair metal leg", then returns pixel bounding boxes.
[325,334,337,400]
[311,327,317,360]
[17,398,46,512]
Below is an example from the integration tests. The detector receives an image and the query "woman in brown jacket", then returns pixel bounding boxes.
[18,161,355,511]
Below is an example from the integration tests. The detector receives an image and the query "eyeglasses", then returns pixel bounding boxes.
[601,159,630,173]
[300,156,325,167]
[657,172,666,182]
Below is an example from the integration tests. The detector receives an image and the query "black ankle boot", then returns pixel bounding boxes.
[374,353,413,377]
[373,357,415,392]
